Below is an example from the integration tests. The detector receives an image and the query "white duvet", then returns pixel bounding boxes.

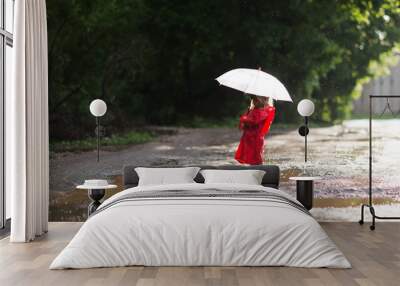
[50,183,351,269]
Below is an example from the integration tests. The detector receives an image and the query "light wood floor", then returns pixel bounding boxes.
[0,222,399,286]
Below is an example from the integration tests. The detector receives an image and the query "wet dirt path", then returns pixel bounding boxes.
[50,120,400,221]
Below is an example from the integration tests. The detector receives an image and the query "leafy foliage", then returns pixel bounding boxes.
[50,130,154,153]
[47,0,400,139]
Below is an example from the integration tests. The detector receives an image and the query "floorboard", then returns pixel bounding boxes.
[0,222,399,286]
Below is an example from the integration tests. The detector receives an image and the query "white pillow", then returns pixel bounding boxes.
[135,167,201,186]
[200,169,266,185]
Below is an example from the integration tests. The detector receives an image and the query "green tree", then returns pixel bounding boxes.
[312,0,400,122]
[47,0,400,139]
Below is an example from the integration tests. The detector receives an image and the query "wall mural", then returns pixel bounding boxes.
[46,1,400,222]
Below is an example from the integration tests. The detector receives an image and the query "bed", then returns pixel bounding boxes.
[50,165,350,269]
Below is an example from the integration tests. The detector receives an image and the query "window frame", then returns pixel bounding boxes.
[0,0,13,230]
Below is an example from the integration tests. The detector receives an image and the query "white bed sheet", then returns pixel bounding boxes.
[50,183,351,269]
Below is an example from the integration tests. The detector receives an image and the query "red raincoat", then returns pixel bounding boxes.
[235,106,276,165]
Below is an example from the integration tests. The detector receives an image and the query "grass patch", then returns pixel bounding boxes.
[50,131,154,153]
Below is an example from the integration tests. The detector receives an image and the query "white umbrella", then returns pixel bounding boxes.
[216,68,293,102]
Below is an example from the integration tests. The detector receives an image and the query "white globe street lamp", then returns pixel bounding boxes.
[90,99,107,117]
[297,99,315,117]
[297,99,315,163]
[89,99,107,162]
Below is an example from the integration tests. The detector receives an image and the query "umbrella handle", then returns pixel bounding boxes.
[268,97,274,107]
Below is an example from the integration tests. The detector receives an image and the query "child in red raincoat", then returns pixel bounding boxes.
[235,95,276,165]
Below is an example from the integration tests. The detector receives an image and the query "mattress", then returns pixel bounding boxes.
[50,183,351,269]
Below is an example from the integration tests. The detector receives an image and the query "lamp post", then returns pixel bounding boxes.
[297,99,315,163]
[89,99,107,162]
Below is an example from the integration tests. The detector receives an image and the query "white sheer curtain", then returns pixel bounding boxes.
[8,0,49,242]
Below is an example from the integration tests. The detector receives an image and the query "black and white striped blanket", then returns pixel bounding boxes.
[91,189,310,217]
